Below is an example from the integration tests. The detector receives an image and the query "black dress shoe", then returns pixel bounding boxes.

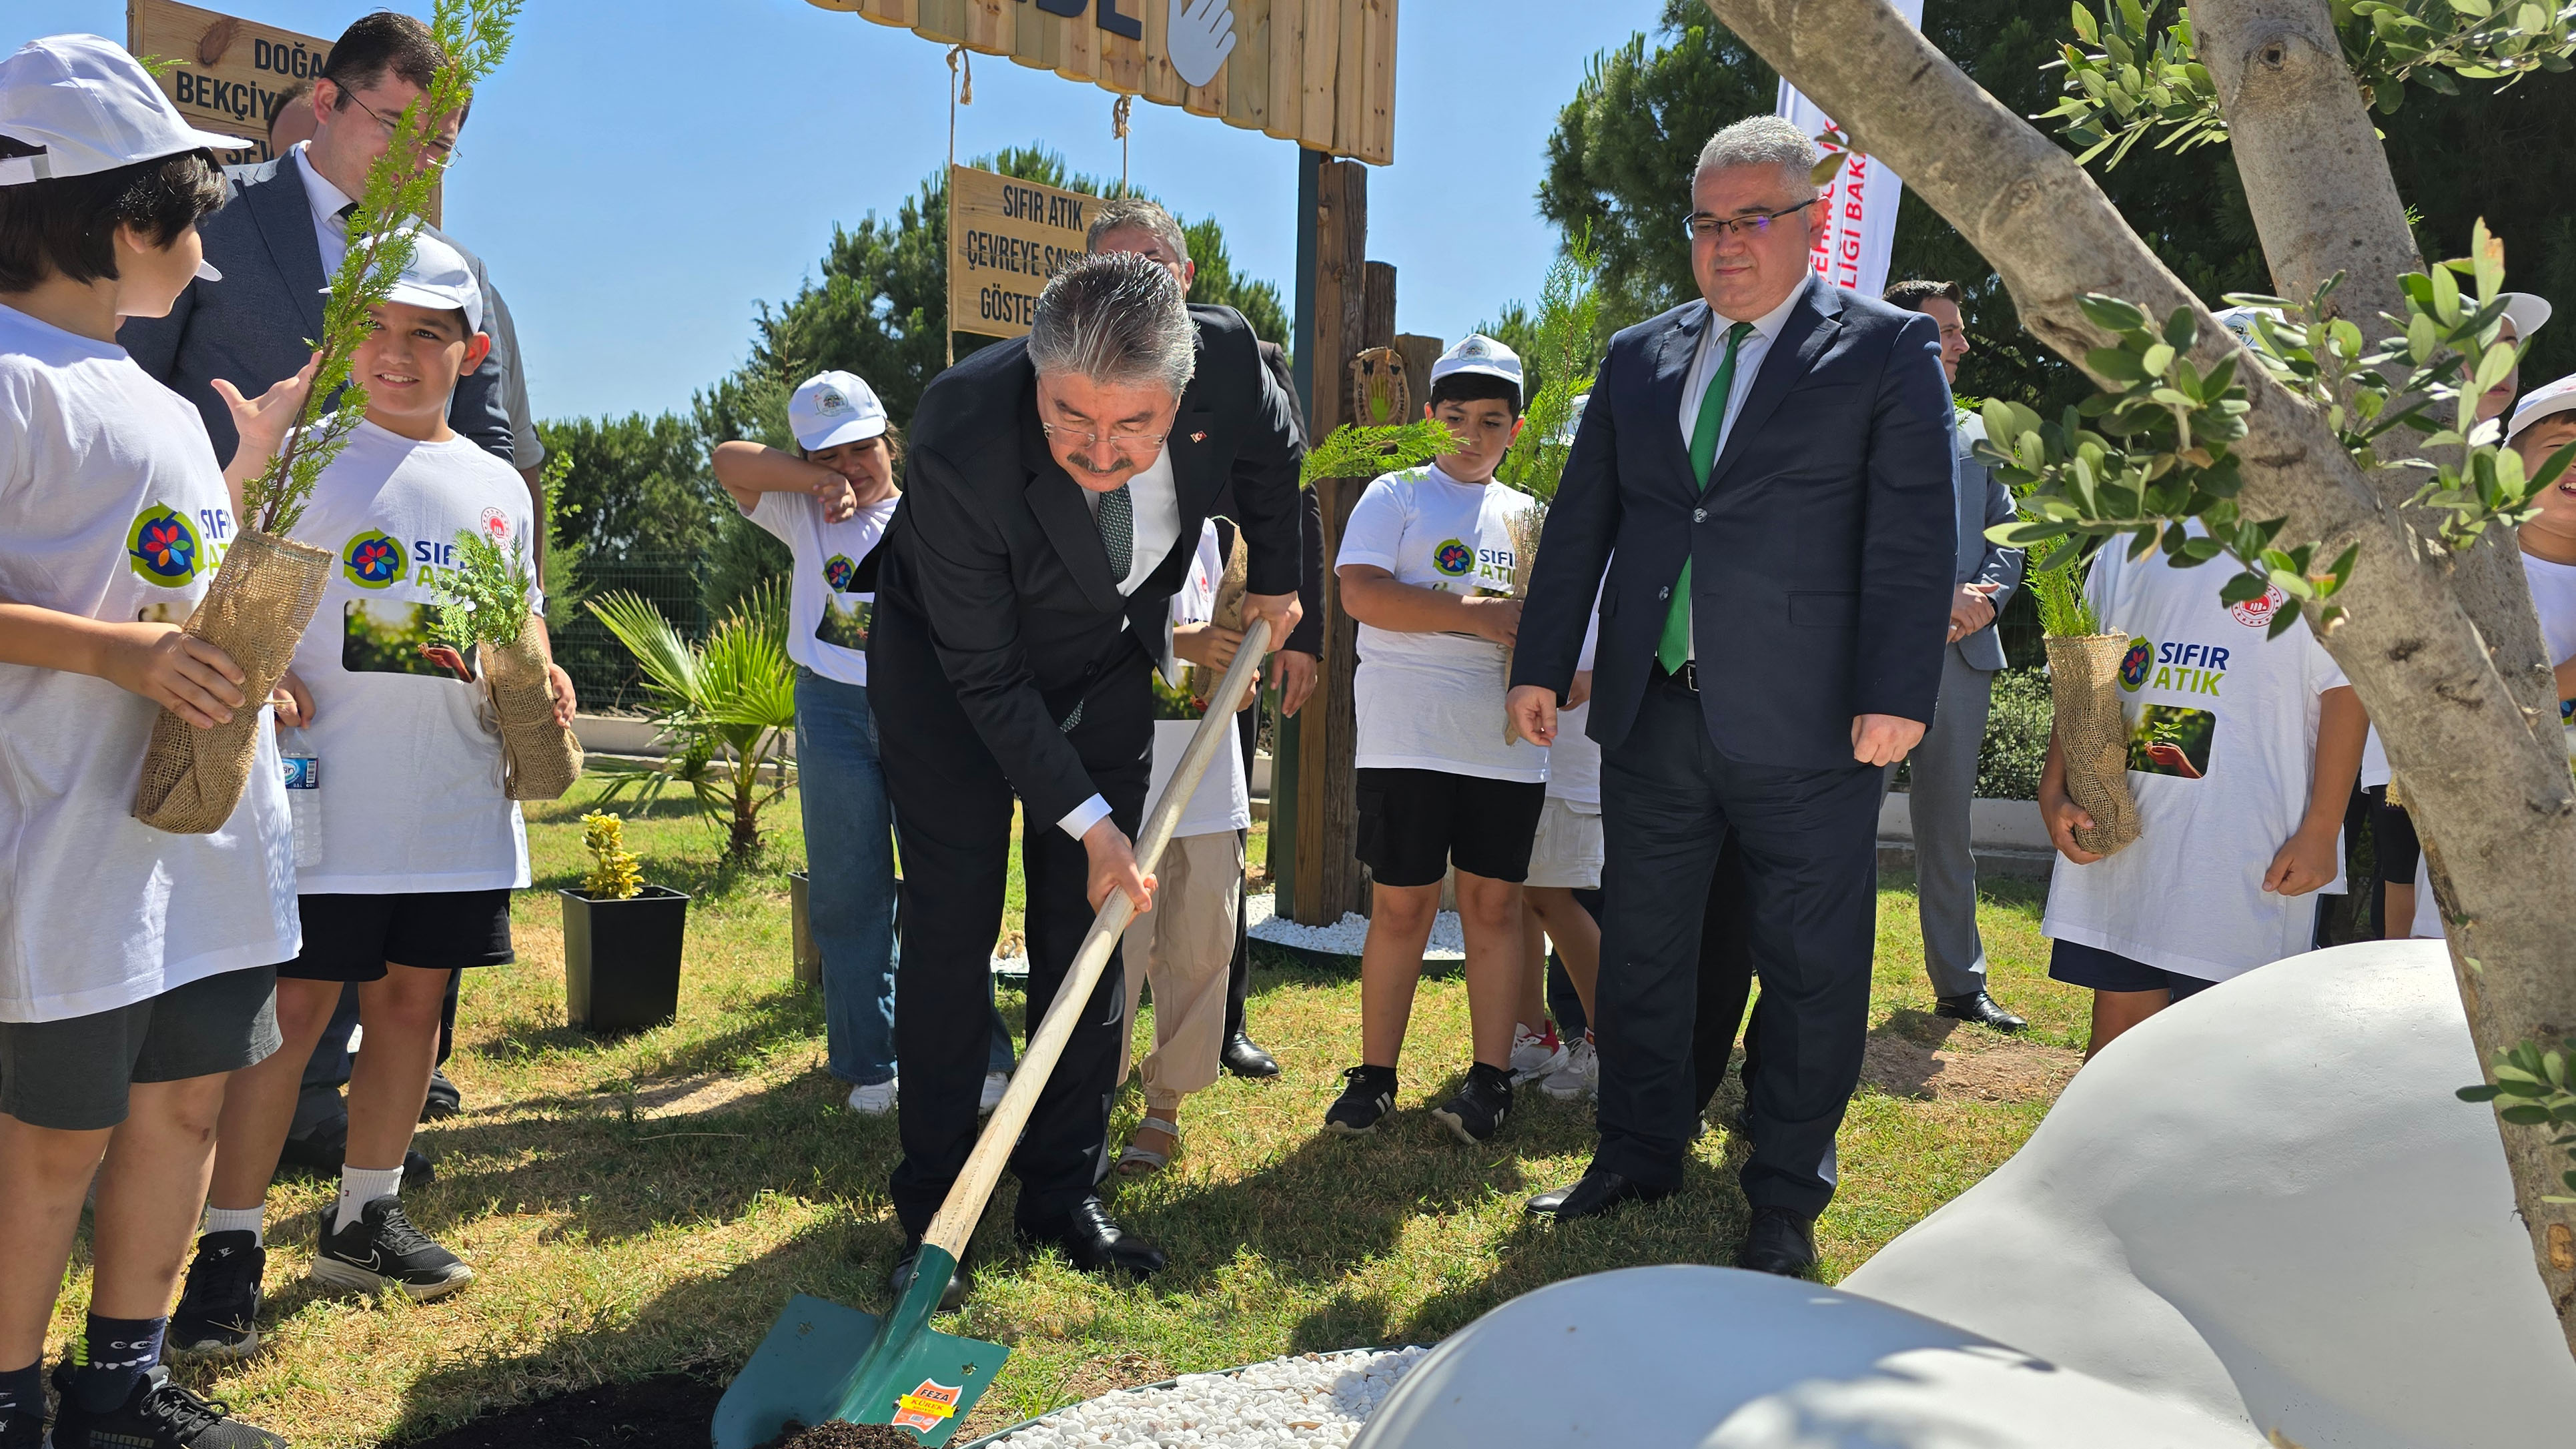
[1935,991,2028,1031]
[1017,1196,1166,1278]
[1735,1205,1819,1278]
[1221,1032,1280,1078]
[421,1069,463,1120]
[889,1236,972,1312]
[1525,1170,1675,1220]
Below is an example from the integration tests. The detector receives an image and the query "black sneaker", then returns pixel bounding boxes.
[48,1362,284,1448]
[0,1402,41,1449]
[170,1231,266,1358]
[311,1198,473,1300]
[1324,1066,1396,1135]
[1430,1062,1516,1144]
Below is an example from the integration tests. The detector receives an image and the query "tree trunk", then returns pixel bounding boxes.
[1699,0,2576,1353]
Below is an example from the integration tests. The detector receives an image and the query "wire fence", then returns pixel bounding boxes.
[555,552,709,714]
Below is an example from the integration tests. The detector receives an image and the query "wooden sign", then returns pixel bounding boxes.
[128,0,334,169]
[805,0,1397,165]
[948,163,1094,341]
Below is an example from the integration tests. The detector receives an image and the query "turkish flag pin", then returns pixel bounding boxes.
[1190,430,1208,443]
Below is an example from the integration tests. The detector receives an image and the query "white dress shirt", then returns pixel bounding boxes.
[1675,274,1812,659]
[1057,442,1187,841]
[291,141,357,276]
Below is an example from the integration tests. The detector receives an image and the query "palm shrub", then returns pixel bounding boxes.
[587,581,797,862]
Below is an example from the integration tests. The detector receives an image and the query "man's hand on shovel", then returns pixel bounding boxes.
[1083,818,1158,914]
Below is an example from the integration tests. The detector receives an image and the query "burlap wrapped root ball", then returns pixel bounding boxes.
[481,619,583,801]
[2046,633,2142,857]
[132,531,332,834]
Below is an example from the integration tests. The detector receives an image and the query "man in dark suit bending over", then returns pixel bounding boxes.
[871,252,1304,1298]
[1507,117,1956,1276]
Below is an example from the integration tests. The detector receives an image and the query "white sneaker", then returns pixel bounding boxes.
[846,1077,898,1115]
[979,1071,1009,1115]
[1509,1022,1567,1083]
[1541,1031,1598,1101]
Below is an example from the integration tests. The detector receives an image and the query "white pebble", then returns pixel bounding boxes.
[988,1348,1428,1448]
[1244,893,1462,961]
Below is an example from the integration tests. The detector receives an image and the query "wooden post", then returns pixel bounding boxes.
[1269,148,1324,922]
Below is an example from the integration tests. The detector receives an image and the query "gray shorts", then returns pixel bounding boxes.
[0,966,282,1131]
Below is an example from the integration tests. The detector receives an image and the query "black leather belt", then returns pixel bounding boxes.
[1654,660,1699,693]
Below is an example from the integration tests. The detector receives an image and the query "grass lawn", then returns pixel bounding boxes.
[51,777,2091,1446]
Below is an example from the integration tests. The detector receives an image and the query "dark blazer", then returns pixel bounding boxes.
[1951,419,2024,673]
[873,304,1305,825]
[1513,282,1956,770]
[119,150,514,466]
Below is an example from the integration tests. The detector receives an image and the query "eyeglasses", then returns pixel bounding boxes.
[1041,422,1168,456]
[1685,197,1818,242]
[342,92,460,169]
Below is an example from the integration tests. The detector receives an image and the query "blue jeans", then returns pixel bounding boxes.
[795,669,1014,1085]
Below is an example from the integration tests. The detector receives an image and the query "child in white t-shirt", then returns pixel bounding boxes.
[711,372,1019,1119]
[2039,535,2367,1055]
[1324,335,1545,1144]
[2407,372,2576,941]
[181,235,576,1342]
[0,35,303,1448]
[1114,521,1256,1173]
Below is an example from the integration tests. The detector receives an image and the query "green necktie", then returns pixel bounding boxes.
[1658,321,1755,674]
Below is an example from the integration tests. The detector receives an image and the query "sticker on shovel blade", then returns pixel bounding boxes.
[892,1378,961,1431]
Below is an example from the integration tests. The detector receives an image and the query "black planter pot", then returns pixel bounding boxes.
[560,885,689,1034]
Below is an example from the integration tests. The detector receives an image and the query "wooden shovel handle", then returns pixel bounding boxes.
[923,618,1274,1258]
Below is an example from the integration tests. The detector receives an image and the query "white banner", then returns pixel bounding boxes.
[1773,3,1923,300]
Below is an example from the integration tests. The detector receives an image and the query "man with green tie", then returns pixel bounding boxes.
[1505,116,1957,1277]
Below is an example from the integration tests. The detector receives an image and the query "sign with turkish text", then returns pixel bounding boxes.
[805,0,1397,165]
[947,163,1093,340]
[1772,0,1922,300]
[128,0,333,169]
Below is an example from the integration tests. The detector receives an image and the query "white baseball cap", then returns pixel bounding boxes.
[2210,305,2274,345]
[789,371,888,452]
[326,229,484,334]
[2507,373,2576,444]
[1430,334,1524,396]
[2502,292,2552,340]
[0,35,252,187]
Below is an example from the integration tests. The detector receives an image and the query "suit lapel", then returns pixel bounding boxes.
[1706,282,1845,493]
[1651,302,1708,498]
[246,153,330,346]
[1018,400,1126,615]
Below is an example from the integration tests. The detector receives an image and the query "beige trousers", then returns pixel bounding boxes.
[1118,830,1244,1117]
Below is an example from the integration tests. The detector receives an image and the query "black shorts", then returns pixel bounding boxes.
[1355,767,1547,887]
[2048,939,2215,1001]
[2367,786,2421,881]
[283,890,516,982]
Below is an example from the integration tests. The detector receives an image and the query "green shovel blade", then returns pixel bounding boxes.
[711,1255,1006,1448]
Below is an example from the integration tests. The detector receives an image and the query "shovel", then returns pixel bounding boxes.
[713,618,1276,1448]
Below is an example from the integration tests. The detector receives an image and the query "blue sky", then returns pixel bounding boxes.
[19,1,1675,422]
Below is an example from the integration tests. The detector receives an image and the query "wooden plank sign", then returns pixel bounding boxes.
[805,0,1397,165]
[948,163,1094,341]
[127,0,334,169]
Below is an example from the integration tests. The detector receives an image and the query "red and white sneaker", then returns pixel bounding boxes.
[1509,1021,1567,1083]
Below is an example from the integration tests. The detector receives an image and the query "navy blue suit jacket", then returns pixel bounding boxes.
[1511,282,1957,771]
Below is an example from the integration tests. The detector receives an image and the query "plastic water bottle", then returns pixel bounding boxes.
[280,727,322,869]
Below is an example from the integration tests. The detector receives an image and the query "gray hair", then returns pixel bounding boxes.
[1086,195,1191,266]
[1692,115,1821,197]
[1029,250,1198,398]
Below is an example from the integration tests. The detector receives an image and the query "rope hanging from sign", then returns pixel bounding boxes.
[945,43,973,368]
[1112,94,1132,197]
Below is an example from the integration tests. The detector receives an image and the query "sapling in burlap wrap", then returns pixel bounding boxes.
[131,531,333,833]
[1184,532,1250,705]
[481,616,582,801]
[2046,632,2142,857]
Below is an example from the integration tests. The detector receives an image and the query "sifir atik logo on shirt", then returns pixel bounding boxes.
[339,527,506,594]
[1430,536,1518,590]
[125,501,234,586]
[2120,636,2232,698]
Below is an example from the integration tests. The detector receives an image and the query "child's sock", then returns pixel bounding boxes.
[203,1203,264,1245]
[333,1163,406,1234]
[0,1360,42,1434]
[71,1313,164,1412]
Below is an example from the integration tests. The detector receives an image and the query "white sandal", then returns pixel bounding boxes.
[1117,1116,1180,1175]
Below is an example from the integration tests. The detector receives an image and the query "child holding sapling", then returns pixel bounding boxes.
[176,233,575,1348]
[1324,334,1550,1144]
[0,35,307,1449]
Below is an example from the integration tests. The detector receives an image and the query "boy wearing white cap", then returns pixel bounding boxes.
[712,374,1017,1125]
[175,230,574,1354]
[1324,335,1547,1143]
[0,34,305,1449]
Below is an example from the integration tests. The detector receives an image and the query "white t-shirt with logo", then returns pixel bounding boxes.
[0,302,299,1021]
[749,489,897,688]
[1144,522,1253,839]
[1337,464,1547,783]
[2042,542,2349,983]
[288,420,535,895]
